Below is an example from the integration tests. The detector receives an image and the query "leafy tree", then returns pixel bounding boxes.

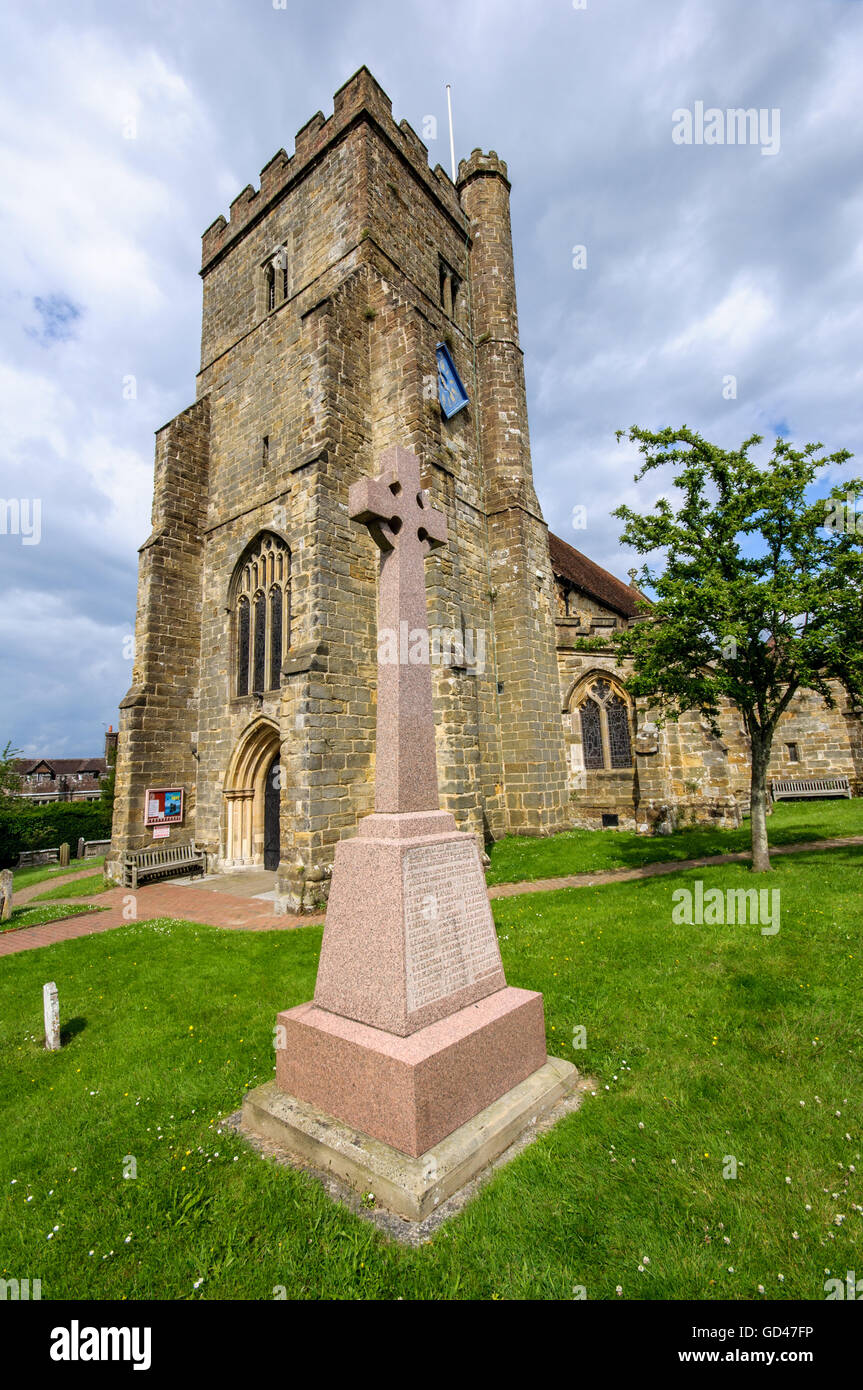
[100,738,117,814]
[0,741,23,798]
[610,426,863,871]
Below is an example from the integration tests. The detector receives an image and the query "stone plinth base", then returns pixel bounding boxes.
[274,986,546,1157]
[313,810,507,1037]
[242,1056,579,1221]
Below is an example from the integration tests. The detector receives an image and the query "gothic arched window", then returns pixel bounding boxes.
[577,678,633,770]
[233,533,291,697]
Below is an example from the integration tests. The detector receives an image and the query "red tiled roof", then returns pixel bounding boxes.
[548,532,646,619]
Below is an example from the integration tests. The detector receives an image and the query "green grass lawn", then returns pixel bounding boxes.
[486,798,863,885]
[11,857,106,893]
[1,843,860,1300]
[1,903,106,934]
[31,874,113,902]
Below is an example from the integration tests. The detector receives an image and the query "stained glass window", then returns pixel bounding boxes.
[253,592,266,693]
[607,696,632,768]
[269,587,282,692]
[237,598,250,697]
[234,534,291,700]
[577,680,633,770]
[580,699,604,770]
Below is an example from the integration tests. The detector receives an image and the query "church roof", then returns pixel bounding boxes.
[548,532,645,619]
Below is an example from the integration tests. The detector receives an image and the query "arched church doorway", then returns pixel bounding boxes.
[223,718,282,868]
[264,755,280,870]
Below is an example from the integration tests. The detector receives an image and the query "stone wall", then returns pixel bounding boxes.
[107,397,210,878]
[557,624,861,834]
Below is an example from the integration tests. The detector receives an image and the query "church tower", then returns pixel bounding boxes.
[108,67,568,904]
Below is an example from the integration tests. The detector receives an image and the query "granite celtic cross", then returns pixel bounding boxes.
[348,446,447,815]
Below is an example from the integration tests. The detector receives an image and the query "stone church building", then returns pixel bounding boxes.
[108,67,861,904]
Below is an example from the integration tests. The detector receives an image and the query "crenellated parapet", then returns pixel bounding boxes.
[457,148,510,189]
[200,65,465,273]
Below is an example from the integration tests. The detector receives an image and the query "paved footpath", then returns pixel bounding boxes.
[2,834,861,958]
[0,881,322,958]
[487,834,863,898]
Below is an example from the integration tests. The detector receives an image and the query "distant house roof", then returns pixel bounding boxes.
[15,758,107,778]
[548,532,646,620]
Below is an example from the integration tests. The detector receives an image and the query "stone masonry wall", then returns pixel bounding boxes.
[108,397,210,876]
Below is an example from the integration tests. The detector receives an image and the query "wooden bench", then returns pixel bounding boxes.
[771,776,851,803]
[122,842,207,890]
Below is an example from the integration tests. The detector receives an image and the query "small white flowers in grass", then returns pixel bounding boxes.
[777,1273,785,1282]
[637,1264,645,1273]
[642,1256,649,1264]
[671,1158,677,1166]
[638,1122,644,1130]
[193,1278,204,1290]
[615,1285,623,1296]
[805,1204,812,1211]
[723,1236,730,1245]
[47,1233,53,1240]
[799,1100,805,1107]
[757,1284,765,1294]
[846,1134,852,1142]
[785,1176,791,1184]
[792,1231,799,1240]
[26,1195,32,1203]
[727,1267,734,1274]
[125,1234,132,1244]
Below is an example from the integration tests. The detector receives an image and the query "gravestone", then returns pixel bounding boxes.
[59,843,70,868]
[77,837,85,859]
[243,447,578,1219]
[43,982,60,1051]
[0,869,12,922]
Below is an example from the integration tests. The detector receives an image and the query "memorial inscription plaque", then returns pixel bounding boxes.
[403,841,502,1013]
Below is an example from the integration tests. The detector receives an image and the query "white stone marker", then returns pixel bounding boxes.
[0,867,12,923]
[43,982,60,1051]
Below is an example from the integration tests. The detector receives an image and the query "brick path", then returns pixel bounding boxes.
[0,882,322,958]
[2,834,860,958]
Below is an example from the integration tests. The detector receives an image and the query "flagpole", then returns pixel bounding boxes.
[446,83,456,182]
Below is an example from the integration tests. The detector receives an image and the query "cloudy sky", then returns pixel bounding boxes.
[1,0,861,755]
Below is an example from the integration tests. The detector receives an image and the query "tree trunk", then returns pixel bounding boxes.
[749,731,772,872]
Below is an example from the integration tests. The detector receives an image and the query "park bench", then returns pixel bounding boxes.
[771,776,851,803]
[122,842,207,890]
